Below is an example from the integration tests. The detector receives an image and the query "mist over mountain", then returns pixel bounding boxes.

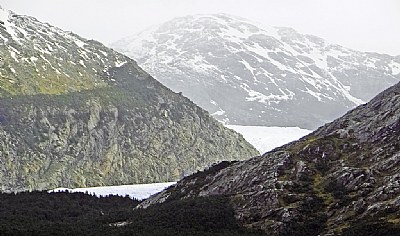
[112,14,400,129]
[0,7,258,191]
[1,5,399,235]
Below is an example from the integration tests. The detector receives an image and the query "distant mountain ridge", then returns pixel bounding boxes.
[0,8,258,191]
[112,14,400,129]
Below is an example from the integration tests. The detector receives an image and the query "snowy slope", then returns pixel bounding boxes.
[227,125,311,154]
[51,182,176,200]
[0,5,130,96]
[112,14,400,129]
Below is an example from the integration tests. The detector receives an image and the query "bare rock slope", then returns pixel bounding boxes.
[0,7,258,191]
[141,81,400,235]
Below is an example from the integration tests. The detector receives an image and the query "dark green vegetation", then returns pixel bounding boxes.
[341,219,400,236]
[0,191,262,236]
[0,191,138,235]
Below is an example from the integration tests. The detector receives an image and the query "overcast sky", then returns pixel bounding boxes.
[2,0,400,55]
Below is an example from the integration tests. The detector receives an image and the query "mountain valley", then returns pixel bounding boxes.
[0,5,399,236]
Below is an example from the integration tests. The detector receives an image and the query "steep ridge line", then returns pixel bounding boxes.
[139,82,400,235]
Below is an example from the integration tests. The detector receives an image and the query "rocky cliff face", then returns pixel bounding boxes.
[0,7,258,191]
[140,82,400,235]
[112,14,400,129]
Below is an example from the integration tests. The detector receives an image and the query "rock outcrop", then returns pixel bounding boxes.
[141,82,400,235]
[0,7,258,191]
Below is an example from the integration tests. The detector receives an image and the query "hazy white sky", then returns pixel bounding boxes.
[1,0,400,55]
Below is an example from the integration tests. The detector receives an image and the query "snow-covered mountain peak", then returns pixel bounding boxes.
[112,14,400,129]
[187,13,280,37]
[0,9,132,96]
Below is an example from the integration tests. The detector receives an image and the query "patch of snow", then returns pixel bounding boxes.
[219,74,228,83]
[212,109,226,116]
[80,51,89,60]
[239,59,256,77]
[389,61,400,75]
[245,88,294,104]
[343,85,351,91]
[50,182,176,200]
[365,61,376,68]
[234,75,243,81]
[0,6,8,22]
[9,50,18,62]
[280,42,301,56]
[328,48,349,59]
[46,43,54,52]
[307,48,327,70]
[183,55,219,74]
[100,50,108,57]
[221,22,252,40]
[79,60,86,67]
[9,67,16,74]
[266,56,298,74]
[245,42,274,59]
[74,39,86,48]
[226,125,312,154]
[0,33,8,42]
[93,52,101,59]
[303,87,325,101]
[0,8,20,42]
[115,61,127,67]
[15,24,28,37]
[341,88,365,105]
[39,55,58,72]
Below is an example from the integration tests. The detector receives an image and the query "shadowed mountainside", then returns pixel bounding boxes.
[140,81,400,235]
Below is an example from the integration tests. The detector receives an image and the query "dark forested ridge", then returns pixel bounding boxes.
[1,190,399,235]
[0,191,262,236]
[0,191,138,235]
